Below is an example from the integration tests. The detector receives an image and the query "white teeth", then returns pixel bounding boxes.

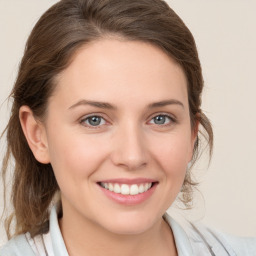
[130,184,139,195]
[100,182,153,195]
[138,184,144,193]
[108,183,114,191]
[121,184,129,195]
[114,184,121,193]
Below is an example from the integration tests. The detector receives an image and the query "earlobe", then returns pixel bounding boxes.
[19,106,50,164]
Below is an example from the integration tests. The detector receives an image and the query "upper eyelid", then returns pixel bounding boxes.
[147,112,176,121]
[79,114,108,126]
[148,115,175,125]
[80,112,108,121]
[79,115,108,130]
[78,112,176,124]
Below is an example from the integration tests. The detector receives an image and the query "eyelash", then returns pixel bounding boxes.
[148,113,176,127]
[80,114,107,128]
[80,113,176,129]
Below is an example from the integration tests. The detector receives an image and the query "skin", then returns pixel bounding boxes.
[20,39,198,256]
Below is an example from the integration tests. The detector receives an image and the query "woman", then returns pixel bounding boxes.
[0,0,255,255]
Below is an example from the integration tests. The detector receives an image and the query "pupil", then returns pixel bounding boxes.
[154,115,165,124]
[89,116,101,126]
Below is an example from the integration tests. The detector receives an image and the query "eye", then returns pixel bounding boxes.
[81,115,106,127]
[149,114,174,125]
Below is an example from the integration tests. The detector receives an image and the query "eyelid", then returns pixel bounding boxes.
[78,112,177,128]
[148,112,176,121]
[79,113,110,128]
[147,112,178,130]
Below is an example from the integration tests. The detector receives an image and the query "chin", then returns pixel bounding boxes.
[100,211,159,235]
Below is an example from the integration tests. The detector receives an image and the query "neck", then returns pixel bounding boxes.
[59,208,177,256]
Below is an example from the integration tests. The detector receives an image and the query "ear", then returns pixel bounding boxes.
[19,106,50,164]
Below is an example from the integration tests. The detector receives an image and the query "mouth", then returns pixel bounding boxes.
[98,182,157,196]
[97,179,158,205]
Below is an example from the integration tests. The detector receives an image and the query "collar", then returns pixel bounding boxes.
[49,204,194,256]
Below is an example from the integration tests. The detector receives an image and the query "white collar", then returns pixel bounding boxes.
[48,204,194,256]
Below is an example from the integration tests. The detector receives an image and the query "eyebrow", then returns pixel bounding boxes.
[68,99,116,110]
[68,99,184,110]
[148,99,184,109]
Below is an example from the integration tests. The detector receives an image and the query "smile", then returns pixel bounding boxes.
[97,179,158,205]
[99,182,153,196]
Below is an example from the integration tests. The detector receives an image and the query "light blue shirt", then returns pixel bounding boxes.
[1,205,256,255]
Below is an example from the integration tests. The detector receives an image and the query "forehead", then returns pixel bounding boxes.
[53,39,188,108]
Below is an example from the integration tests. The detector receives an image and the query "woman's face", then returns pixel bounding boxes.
[43,39,197,234]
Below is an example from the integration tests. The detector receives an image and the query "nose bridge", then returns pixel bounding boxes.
[111,120,148,170]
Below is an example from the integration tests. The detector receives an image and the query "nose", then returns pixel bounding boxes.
[110,124,148,171]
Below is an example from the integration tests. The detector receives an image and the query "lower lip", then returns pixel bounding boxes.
[98,183,158,206]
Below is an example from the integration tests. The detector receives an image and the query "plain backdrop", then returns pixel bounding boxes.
[0,0,256,246]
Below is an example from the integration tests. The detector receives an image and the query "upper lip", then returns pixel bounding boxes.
[98,178,158,185]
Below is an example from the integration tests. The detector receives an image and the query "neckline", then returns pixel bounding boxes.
[49,204,194,256]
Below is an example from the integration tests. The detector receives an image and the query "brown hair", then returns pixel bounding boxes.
[1,0,213,239]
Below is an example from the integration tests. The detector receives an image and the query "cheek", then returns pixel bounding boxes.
[46,130,108,181]
[148,134,191,209]
[151,134,191,172]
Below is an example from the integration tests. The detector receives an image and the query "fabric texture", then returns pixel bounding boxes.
[1,204,255,256]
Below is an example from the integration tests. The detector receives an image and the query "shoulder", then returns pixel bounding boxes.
[0,204,67,256]
[219,231,256,255]
[186,221,256,255]
[0,234,35,256]
[0,231,54,256]
[164,213,256,255]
